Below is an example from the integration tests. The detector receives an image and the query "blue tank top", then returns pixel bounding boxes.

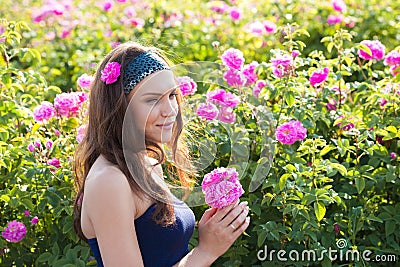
[87,198,196,267]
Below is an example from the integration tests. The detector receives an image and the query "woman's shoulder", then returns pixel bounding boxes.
[83,155,139,216]
[85,155,130,194]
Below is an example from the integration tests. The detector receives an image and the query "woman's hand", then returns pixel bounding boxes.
[196,200,250,263]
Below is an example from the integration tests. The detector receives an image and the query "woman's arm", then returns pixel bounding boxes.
[172,201,250,267]
[84,167,145,267]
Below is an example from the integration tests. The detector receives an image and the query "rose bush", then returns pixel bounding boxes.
[1,0,399,266]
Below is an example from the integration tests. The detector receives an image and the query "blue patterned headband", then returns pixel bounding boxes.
[123,50,170,94]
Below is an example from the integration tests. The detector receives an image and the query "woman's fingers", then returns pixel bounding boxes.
[209,199,240,223]
[233,215,250,235]
[226,204,249,230]
[218,201,248,227]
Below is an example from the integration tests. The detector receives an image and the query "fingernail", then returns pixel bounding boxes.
[246,216,250,222]
[241,201,248,206]
[245,206,249,212]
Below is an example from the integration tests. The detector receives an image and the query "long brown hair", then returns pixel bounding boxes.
[73,42,197,242]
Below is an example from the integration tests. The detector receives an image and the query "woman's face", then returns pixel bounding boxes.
[127,70,179,145]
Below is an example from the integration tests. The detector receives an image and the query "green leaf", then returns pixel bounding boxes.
[327,42,334,53]
[366,215,383,223]
[314,201,326,222]
[0,195,10,202]
[320,36,333,43]
[356,43,372,56]
[279,173,291,191]
[355,178,365,194]
[320,145,335,156]
[284,91,295,107]
[385,220,396,237]
[330,163,347,176]
[37,252,52,263]
[257,229,267,247]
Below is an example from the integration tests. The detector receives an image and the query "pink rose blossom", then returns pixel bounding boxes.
[334,223,340,234]
[391,152,397,160]
[210,1,229,13]
[72,91,88,105]
[101,62,121,84]
[292,50,300,58]
[76,124,87,144]
[358,40,386,61]
[276,120,307,145]
[201,167,244,208]
[33,101,56,122]
[1,220,27,243]
[54,129,60,136]
[384,50,400,66]
[221,48,245,70]
[206,89,240,108]
[336,116,355,130]
[380,98,388,107]
[390,65,400,76]
[196,103,219,120]
[176,76,197,96]
[242,61,259,86]
[102,1,113,11]
[124,6,136,17]
[54,93,80,118]
[229,7,241,21]
[24,210,30,217]
[34,140,41,149]
[45,141,53,150]
[217,106,236,124]
[263,20,277,34]
[310,67,329,87]
[60,29,71,39]
[47,158,61,169]
[384,50,400,76]
[246,21,266,36]
[253,80,267,97]
[31,216,39,225]
[326,99,337,111]
[331,0,346,12]
[128,18,145,28]
[270,54,293,78]
[223,69,246,87]
[27,143,35,153]
[77,74,94,89]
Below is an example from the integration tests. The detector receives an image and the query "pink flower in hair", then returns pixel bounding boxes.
[101,62,121,84]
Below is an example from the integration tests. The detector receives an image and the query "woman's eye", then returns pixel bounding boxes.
[147,99,157,103]
[169,93,178,99]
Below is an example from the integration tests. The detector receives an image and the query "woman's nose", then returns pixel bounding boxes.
[161,98,178,117]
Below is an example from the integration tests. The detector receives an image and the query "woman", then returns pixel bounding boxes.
[73,42,250,266]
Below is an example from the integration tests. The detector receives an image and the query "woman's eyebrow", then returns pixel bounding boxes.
[141,88,177,97]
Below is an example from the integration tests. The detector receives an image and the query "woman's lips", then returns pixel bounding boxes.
[156,121,174,129]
